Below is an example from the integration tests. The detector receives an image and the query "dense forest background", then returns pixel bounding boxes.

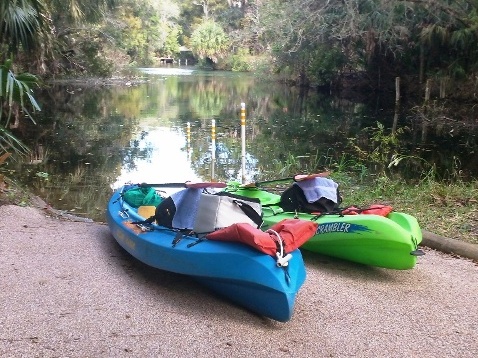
[2,0,478,100]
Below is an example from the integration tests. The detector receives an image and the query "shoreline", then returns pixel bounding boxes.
[4,183,478,263]
[35,193,478,263]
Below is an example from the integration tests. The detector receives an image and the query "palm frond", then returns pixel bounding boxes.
[0,0,47,52]
[0,127,30,156]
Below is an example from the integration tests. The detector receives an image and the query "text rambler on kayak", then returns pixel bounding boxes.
[316,222,351,234]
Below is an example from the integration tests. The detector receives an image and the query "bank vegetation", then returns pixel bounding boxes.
[1,1,477,244]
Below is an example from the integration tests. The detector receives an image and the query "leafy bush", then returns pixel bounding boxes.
[229,48,252,72]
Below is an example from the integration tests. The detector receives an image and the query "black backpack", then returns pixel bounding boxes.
[279,184,341,214]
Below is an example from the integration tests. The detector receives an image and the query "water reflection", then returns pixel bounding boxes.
[6,68,478,222]
[113,126,201,188]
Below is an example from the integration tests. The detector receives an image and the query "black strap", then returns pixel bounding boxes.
[132,215,156,225]
[172,232,183,247]
[233,199,263,228]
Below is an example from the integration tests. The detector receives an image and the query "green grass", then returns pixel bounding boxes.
[262,174,478,245]
[333,174,478,244]
[261,147,478,245]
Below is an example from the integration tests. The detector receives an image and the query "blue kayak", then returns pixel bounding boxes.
[106,185,306,322]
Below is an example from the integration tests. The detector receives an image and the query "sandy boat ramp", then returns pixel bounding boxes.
[1,204,477,357]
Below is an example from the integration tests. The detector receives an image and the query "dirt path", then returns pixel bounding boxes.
[1,204,477,357]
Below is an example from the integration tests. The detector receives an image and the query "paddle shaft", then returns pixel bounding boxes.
[136,173,330,189]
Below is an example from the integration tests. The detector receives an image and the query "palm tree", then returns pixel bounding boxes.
[0,0,49,58]
[191,20,230,64]
[1,0,118,69]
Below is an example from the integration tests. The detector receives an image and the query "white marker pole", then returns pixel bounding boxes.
[211,119,216,180]
[240,103,246,184]
[186,122,191,160]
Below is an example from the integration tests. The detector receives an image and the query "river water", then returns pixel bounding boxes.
[7,67,478,221]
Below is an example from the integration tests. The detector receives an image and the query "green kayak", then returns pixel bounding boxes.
[228,186,423,270]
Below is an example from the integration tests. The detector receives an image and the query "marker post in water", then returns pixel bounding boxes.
[240,103,246,184]
[186,122,191,160]
[211,119,216,180]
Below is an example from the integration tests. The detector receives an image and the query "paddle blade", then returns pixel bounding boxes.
[241,182,263,188]
[185,181,227,189]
